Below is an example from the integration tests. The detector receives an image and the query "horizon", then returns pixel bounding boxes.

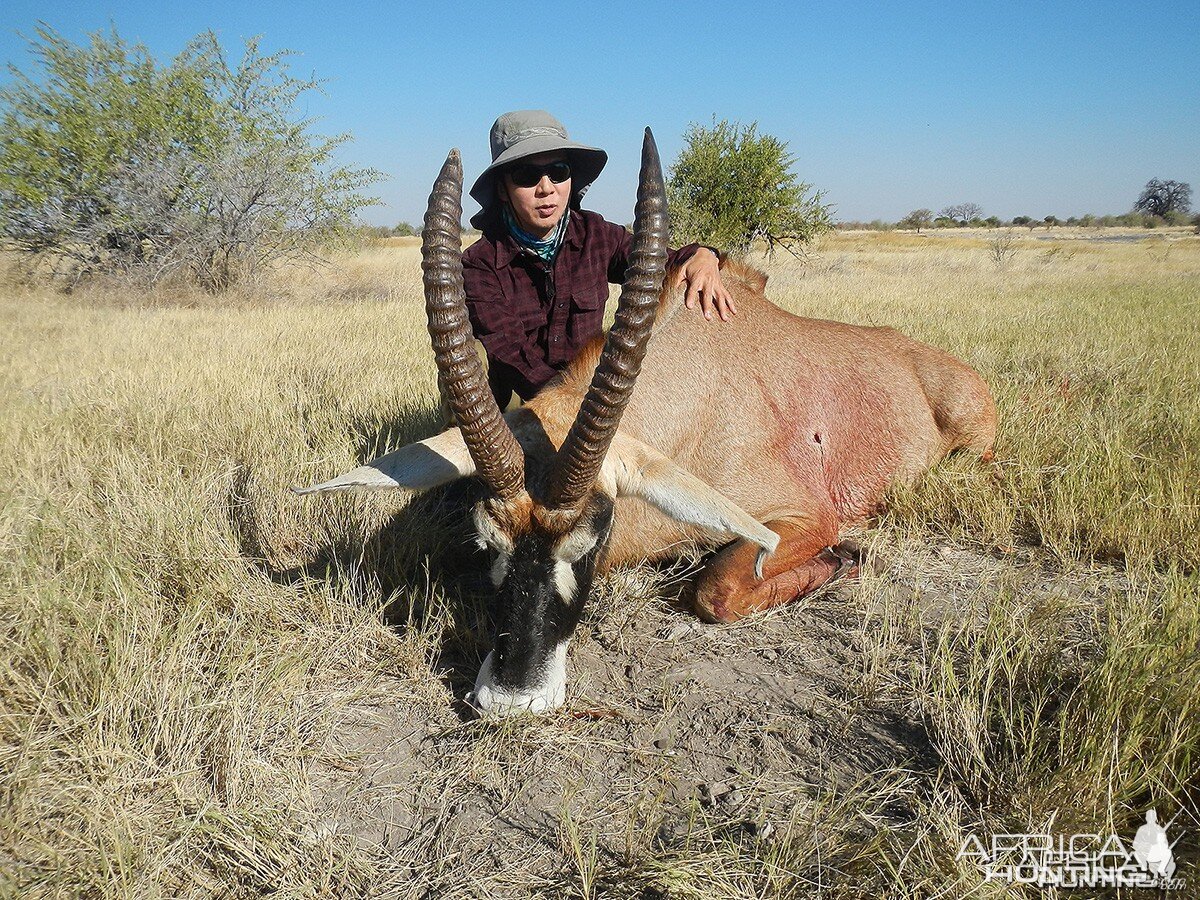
[1,0,1196,228]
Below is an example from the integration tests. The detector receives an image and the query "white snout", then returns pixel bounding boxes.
[470,643,569,718]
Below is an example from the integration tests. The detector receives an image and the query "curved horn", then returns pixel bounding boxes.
[551,128,669,508]
[422,150,525,500]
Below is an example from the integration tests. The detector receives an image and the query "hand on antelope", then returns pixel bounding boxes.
[676,247,737,322]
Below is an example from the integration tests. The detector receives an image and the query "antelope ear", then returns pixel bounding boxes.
[601,433,780,568]
[294,428,476,495]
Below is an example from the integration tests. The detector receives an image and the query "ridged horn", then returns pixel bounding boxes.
[422,149,525,500]
[551,128,669,508]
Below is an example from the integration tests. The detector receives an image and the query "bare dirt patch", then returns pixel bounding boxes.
[306,529,1131,895]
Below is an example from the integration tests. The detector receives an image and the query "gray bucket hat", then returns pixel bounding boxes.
[469,110,607,227]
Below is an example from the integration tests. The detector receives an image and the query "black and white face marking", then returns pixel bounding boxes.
[470,494,615,717]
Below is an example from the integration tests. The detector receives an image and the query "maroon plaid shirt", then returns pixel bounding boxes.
[462,208,706,404]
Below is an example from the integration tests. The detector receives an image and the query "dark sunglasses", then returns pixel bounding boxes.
[506,161,572,188]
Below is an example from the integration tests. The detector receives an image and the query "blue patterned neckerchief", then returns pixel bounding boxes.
[502,204,570,265]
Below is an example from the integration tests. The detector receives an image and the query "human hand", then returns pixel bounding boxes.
[676,248,737,322]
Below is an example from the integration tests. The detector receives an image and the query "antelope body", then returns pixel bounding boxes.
[549,262,996,583]
[298,131,997,717]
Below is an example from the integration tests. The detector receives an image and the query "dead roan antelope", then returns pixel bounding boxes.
[298,130,997,717]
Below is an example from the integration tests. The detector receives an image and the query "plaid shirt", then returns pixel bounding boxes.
[462,208,705,404]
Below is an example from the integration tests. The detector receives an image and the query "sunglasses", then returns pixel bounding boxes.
[506,161,572,188]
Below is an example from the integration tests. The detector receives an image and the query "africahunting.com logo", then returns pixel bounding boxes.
[957,809,1186,890]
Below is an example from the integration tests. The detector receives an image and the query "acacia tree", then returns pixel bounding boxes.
[1134,179,1191,219]
[900,209,933,233]
[667,119,831,255]
[0,26,381,291]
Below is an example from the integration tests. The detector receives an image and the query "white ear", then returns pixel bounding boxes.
[601,433,779,574]
[294,428,475,495]
[554,527,600,565]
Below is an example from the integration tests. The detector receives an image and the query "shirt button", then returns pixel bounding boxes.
[558,303,564,308]
[553,336,559,342]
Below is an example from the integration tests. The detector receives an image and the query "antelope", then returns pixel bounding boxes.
[297,130,997,717]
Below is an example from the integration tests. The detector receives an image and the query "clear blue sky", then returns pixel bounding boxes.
[2,1,1197,225]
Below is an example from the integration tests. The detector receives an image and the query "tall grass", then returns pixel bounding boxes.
[1,230,1197,896]
[0,251,444,893]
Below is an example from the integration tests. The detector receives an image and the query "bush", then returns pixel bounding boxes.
[986,229,1018,268]
[0,26,381,291]
[667,119,831,255]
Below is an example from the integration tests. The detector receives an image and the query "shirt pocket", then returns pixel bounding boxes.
[567,286,608,345]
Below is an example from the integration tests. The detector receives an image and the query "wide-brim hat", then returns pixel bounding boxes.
[469,110,607,228]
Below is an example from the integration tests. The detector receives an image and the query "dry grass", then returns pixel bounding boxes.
[1,229,1198,897]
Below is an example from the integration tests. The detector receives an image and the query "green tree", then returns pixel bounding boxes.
[899,208,933,233]
[666,119,831,255]
[0,25,381,291]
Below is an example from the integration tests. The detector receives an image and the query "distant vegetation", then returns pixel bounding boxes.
[1135,178,1192,219]
[839,179,1196,231]
[355,222,421,240]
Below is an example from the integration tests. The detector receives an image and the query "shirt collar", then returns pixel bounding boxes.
[490,205,585,268]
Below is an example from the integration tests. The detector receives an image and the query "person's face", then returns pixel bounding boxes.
[498,152,572,239]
